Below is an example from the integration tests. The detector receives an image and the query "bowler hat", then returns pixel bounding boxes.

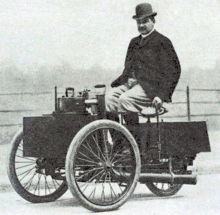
[133,3,157,20]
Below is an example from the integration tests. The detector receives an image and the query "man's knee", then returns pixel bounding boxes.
[105,85,128,112]
[105,86,122,102]
[118,91,131,104]
[105,92,113,104]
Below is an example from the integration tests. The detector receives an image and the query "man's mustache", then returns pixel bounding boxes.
[138,26,147,32]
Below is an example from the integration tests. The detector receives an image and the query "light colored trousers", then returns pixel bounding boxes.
[105,83,151,113]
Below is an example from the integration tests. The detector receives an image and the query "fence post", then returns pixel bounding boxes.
[187,86,191,121]
[55,86,58,112]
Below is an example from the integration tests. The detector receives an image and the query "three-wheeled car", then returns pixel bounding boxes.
[7,85,211,212]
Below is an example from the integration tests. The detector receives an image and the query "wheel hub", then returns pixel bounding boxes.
[98,161,113,169]
[103,161,113,172]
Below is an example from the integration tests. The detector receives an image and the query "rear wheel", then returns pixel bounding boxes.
[66,120,141,212]
[146,182,183,197]
[145,164,185,197]
[7,129,68,203]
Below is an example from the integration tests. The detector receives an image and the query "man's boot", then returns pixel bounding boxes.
[123,112,139,125]
[123,112,141,149]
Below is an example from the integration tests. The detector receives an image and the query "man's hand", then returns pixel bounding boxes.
[127,78,138,88]
[152,96,162,108]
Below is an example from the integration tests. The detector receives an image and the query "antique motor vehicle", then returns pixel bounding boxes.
[7,85,211,212]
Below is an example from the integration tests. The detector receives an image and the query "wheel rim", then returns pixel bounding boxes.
[11,133,66,198]
[72,127,137,206]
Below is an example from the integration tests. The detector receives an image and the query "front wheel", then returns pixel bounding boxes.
[66,120,141,212]
[7,129,68,203]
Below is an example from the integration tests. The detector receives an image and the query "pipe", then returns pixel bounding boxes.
[139,173,197,185]
[112,168,197,185]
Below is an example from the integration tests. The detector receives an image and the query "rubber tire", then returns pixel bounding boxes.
[65,119,141,212]
[7,128,68,203]
[146,182,183,197]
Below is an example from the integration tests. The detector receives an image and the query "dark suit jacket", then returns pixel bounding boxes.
[111,30,181,102]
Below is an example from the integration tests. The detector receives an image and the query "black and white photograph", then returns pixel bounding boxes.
[0,0,220,214]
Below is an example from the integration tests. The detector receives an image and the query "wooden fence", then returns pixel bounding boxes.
[0,86,220,127]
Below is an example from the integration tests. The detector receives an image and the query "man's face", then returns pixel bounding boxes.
[136,17,154,35]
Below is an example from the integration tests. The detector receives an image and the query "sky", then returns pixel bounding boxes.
[0,0,219,88]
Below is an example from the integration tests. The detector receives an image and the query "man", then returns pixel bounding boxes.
[105,3,181,125]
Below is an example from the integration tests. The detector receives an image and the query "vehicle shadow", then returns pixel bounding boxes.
[129,193,184,202]
[14,197,82,209]
[50,197,82,208]
[48,193,184,208]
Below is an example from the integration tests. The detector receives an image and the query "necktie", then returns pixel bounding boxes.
[140,37,144,45]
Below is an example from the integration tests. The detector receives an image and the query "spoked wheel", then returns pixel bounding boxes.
[146,182,183,197]
[66,120,141,212]
[146,164,185,197]
[7,129,68,203]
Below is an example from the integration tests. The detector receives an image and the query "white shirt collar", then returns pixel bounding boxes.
[141,28,155,38]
